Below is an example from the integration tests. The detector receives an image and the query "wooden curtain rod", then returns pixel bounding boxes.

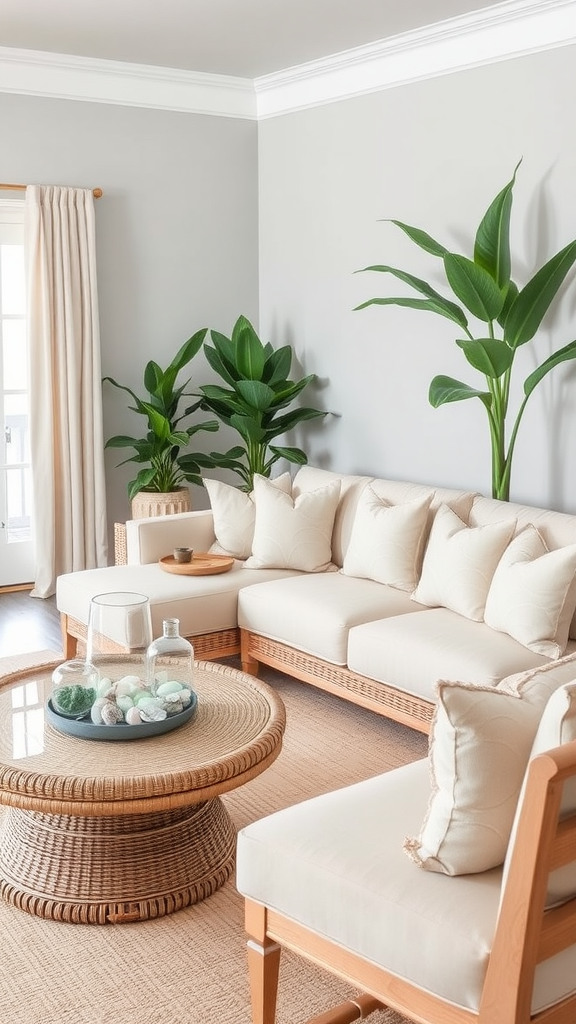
[0,182,103,198]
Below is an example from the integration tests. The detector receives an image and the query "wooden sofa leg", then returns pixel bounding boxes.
[60,614,78,659]
[241,631,260,677]
[246,937,281,1024]
[307,994,384,1024]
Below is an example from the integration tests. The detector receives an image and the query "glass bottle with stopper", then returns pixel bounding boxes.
[146,618,194,700]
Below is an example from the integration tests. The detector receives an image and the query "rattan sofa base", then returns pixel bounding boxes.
[240,630,434,734]
[61,614,240,663]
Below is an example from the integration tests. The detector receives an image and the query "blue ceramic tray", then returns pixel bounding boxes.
[45,691,198,741]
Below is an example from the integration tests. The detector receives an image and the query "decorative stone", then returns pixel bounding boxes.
[125,706,143,725]
[100,701,125,725]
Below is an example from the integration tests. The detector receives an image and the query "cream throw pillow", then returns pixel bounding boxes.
[244,475,341,572]
[412,504,515,620]
[341,489,431,592]
[498,651,576,713]
[484,525,576,658]
[205,473,291,559]
[404,680,541,875]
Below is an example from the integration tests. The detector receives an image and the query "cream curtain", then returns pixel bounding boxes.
[24,185,108,598]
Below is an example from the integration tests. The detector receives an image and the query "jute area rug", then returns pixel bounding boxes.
[0,650,427,1024]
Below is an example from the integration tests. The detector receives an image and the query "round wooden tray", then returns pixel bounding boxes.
[159,552,234,576]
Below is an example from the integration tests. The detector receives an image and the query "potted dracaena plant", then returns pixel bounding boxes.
[355,161,576,501]
[195,314,328,491]
[103,328,219,517]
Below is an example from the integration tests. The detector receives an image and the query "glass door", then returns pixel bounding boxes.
[0,205,34,587]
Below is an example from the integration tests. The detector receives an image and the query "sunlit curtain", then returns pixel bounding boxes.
[24,185,108,598]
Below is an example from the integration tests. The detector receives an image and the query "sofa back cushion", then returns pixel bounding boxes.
[292,466,477,569]
[341,487,432,591]
[471,495,576,640]
[244,474,341,572]
[484,525,576,659]
[412,505,515,620]
[205,473,291,559]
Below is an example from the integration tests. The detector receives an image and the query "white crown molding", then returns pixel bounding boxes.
[0,0,574,120]
[0,47,257,120]
[255,0,576,117]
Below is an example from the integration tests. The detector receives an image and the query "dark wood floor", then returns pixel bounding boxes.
[0,590,62,658]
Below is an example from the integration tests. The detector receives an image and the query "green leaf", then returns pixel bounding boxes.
[356,265,469,329]
[386,220,449,258]
[232,316,266,380]
[498,280,519,329]
[269,446,309,465]
[263,345,292,386]
[354,295,469,331]
[443,253,505,321]
[230,413,266,443]
[143,360,164,396]
[168,328,207,374]
[104,434,140,450]
[524,339,576,397]
[504,240,576,348]
[128,468,156,500]
[203,344,238,389]
[455,338,514,378]
[263,407,327,437]
[429,375,492,409]
[209,331,240,382]
[473,161,520,288]
[236,379,276,410]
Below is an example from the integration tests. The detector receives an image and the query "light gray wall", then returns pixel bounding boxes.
[1,92,259,547]
[257,45,576,512]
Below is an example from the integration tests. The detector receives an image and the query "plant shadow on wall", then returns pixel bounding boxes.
[103,329,219,501]
[195,315,329,491]
[355,161,576,501]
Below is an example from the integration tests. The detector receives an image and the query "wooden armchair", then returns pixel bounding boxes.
[237,742,576,1024]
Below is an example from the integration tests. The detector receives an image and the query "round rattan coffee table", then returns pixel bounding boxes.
[0,658,285,925]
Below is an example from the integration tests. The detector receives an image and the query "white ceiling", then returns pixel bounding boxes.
[0,0,510,79]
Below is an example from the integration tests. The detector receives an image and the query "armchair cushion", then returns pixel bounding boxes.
[237,758,503,1013]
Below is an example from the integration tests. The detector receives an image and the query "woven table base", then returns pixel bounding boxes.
[0,798,237,925]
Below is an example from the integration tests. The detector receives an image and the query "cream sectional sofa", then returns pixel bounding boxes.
[56,465,576,734]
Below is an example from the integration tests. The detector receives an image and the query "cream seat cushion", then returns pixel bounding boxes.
[238,574,429,665]
[236,757,576,1014]
[244,476,341,572]
[56,561,303,643]
[484,525,576,658]
[347,608,549,703]
[412,504,515,620]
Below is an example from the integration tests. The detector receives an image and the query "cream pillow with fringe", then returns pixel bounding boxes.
[404,680,540,875]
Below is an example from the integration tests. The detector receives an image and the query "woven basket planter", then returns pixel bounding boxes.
[130,487,191,520]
